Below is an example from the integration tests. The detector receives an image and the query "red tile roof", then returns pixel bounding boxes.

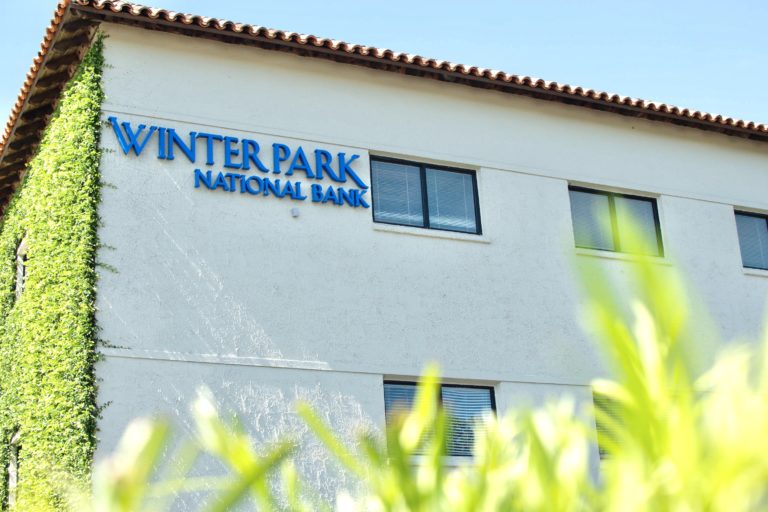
[1,0,767,212]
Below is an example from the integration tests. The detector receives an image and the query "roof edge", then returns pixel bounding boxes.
[67,1,767,142]
[0,1,98,213]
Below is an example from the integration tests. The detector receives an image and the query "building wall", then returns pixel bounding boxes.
[94,23,768,498]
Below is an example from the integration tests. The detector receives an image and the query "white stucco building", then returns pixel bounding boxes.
[2,0,768,504]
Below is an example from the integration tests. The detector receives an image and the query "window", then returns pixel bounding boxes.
[14,238,27,300]
[4,431,20,510]
[383,381,495,457]
[569,186,663,256]
[735,211,768,270]
[592,393,618,460]
[371,158,481,234]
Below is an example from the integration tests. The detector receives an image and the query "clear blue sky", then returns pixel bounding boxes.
[2,1,767,126]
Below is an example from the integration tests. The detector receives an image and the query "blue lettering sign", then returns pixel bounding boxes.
[242,139,269,173]
[109,117,157,156]
[168,128,196,162]
[223,137,241,169]
[110,118,370,209]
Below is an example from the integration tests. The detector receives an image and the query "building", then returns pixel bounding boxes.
[1,0,768,507]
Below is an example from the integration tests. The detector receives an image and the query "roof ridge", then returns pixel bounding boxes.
[65,0,767,132]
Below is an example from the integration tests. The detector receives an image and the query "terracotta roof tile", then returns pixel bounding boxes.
[79,2,768,137]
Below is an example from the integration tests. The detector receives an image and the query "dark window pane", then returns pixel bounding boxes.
[614,196,662,256]
[569,190,614,250]
[441,386,493,457]
[372,161,424,227]
[736,214,768,270]
[426,169,478,233]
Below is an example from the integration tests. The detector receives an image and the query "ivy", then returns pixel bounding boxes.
[0,37,103,510]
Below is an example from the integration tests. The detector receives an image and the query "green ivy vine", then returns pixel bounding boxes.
[0,36,103,510]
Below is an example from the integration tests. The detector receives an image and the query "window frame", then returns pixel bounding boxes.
[383,380,497,457]
[15,238,28,301]
[734,210,768,271]
[4,431,21,510]
[370,156,483,235]
[569,185,664,257]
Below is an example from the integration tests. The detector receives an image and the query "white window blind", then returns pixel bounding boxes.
[735,212,768,270]
[372,160,424,227]
[441,386,493,457]
[383,382,494,457]
[426,169,477,233]
[371,158,480,234]
[383,382,417,422]
[569,189,614,250]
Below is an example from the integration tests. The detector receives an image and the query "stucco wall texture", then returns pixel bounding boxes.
[94,24,768,500]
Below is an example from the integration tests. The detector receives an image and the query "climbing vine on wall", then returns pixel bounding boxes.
[0,36,103,510]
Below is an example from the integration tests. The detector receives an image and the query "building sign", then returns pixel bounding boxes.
[108,117,370,208]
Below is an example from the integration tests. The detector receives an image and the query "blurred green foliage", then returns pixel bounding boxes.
[0,37,103,510]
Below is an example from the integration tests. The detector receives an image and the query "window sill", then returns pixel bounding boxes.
[574,247,672,266]
[372,223,491,244]
[743,267,768,278]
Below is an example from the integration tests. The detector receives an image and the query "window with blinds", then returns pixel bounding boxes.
[383,381,495,457]
[569,186,663,256]
[593,392,619,460]
[371,158,481,234]
[735,212,768,270]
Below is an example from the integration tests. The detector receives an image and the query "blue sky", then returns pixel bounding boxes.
[2,1,767,126]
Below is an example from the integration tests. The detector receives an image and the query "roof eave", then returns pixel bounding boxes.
[0,2,98,212]
[70,3,768,143]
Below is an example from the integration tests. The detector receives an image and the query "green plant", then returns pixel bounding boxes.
[577,231,768,510]
[0,37,104,510]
